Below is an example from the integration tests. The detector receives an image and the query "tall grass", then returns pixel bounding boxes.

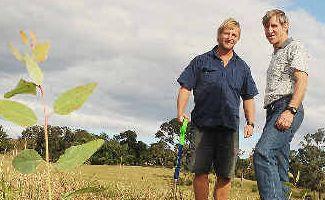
[0,155,106,200]
[1,154,310,200]
[79,165,262,199]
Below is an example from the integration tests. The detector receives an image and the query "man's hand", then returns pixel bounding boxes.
[244,124,254,138]
[275,110,294,131]
[177,86,191,124]
[243,98,255,138]
[177,113,190,123]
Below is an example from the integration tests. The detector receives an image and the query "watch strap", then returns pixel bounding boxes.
[286,106,298,115]
[246,121,255,128]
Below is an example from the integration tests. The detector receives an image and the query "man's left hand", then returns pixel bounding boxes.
[275,110,294,131]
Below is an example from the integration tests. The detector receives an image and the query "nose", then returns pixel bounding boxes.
[227,33,236,41]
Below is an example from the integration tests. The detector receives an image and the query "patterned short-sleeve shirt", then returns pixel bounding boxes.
[264,38,309,108]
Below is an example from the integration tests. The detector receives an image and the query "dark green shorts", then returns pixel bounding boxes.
[187,125,239,178]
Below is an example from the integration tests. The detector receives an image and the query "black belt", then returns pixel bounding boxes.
[265,95,292,111]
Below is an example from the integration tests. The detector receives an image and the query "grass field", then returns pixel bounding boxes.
[1,155,309,199]
[79,165,261,199]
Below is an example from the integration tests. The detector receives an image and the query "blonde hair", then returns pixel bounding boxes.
[262,9,289,27]
[217,18,241,38]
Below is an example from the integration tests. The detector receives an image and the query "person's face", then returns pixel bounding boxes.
[264,15,288,47]
[217,27,240,51]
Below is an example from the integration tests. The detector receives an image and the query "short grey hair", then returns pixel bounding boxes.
[262,9,289,27]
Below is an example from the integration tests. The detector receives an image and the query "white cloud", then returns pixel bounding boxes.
[0,1,324,154]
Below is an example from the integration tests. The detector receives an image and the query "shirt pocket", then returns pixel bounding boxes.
[199,66,221,85]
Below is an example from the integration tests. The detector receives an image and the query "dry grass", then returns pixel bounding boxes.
[1,154,307,199]
[79,165,261,199]
[0,155,106,200]
[79,165,306,199]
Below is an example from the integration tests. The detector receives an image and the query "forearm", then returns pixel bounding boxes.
[177,87,190,116]
[289,71,308,108]
[243,98,255,123]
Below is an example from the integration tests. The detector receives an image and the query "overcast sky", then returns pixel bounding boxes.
[0,0,324,156]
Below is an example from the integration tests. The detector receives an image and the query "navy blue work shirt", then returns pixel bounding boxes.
[177,46,258,130]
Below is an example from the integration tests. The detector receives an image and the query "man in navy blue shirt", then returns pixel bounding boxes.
[177,18,258,200]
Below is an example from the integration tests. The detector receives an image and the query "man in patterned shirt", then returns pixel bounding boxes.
[253,9,309,200]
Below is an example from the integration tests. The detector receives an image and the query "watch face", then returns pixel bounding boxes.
[287,106,297,114]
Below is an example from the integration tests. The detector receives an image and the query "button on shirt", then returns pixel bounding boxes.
[177,46,258,130]
[264,38,309,108]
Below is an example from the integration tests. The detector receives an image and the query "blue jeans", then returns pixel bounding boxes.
[253,96,304,200]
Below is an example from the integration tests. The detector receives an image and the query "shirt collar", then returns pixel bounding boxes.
[278,37,293,49]
[210,45,239,61]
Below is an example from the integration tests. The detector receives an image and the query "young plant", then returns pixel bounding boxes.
[0,31,104,199]
[286,170,309,199]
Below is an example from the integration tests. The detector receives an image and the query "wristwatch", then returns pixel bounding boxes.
[286,106,298,115]
[246,121,255,128]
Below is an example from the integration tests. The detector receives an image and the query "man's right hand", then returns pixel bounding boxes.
[177,86,191,124]
[177,113,190,123]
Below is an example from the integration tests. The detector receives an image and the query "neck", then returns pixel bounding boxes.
[273,35,289,49]
[216,46,233,58]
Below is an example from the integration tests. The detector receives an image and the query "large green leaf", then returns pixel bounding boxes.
[24,54,43,85]
[12,149,43,174]
[53,82,97,115]
[4,79,37,98]
[55,139,104,171]
[0,100,37,127]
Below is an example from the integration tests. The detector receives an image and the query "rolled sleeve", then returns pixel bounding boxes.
[289,41,309,74]
[177,58,197,90]
[241,68,258,100]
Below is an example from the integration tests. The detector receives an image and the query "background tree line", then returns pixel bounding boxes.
[0,120,323,196]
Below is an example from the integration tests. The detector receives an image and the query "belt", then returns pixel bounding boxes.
[266,95,292,111]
